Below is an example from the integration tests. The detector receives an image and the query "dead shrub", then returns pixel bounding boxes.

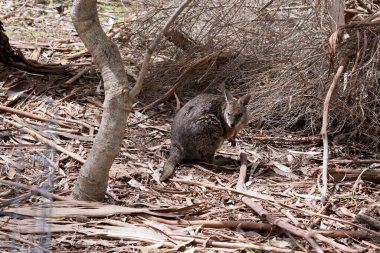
[126,0,380,151]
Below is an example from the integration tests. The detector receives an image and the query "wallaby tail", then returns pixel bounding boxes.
[160,153,180,182]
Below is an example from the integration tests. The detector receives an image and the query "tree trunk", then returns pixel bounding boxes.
[71,0,132,201]
[0,21,23,64]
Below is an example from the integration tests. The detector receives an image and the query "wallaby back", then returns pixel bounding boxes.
[160,91,250,181]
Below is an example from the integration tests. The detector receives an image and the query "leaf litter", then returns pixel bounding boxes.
[0,1,379,252]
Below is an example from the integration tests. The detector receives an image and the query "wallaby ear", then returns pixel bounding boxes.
[239,94,251,106]
[224,90,235,103]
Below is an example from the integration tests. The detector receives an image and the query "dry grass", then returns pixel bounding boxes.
[126,0,380,151]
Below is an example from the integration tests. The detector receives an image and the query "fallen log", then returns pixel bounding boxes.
[328,168,380,183]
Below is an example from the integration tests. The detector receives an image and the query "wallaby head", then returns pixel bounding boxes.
[223,90,251,128]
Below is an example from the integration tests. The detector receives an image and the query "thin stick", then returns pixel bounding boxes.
[170,234,303,253]
[65,66,91,84]
[5,117,85,164]
[129,0,194,98]
[250,135,321,143]
[127,110,166,127]
[320,57,348,203]
[149,216,371,239]
[0,0,30,20]
[172,178,380,237]
[0,192,32,208]
[0,230,50,253]
[314,158,380,164]
[0,104,71,128]
[237,153,361,253]
[237,153,322,253]
[352,168,369,195]
[142,51,220,110]
[0,179,68,201]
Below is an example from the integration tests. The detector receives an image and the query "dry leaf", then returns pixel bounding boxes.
[7,167,16,179]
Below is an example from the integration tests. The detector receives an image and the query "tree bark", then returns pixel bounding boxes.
[70,0,192,201]
[71,0,131,201]
[328,0,345,31]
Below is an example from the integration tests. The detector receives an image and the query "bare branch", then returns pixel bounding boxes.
[320,57,348,203]
[129,0,194,99]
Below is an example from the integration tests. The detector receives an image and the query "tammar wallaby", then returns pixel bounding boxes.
[160,90,251,181]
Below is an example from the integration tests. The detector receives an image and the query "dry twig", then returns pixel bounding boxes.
[4,117,85,163]
[149,216,372,239]
[320,57,348,203]
[0,104,72,128]
[237,153,361,253]
[143,50,221,111]
[0,230,50,253]
[129,0,194,99]
[172,178,380,238]
[0,179,67,201]
[328,168,380,183]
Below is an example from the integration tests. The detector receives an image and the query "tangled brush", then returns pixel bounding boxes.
[127,0,380,151]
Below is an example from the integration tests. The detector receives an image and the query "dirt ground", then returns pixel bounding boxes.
[0,1,379,252]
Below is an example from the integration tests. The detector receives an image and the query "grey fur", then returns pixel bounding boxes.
[160,92,250,181]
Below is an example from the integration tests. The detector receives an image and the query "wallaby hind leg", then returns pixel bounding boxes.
[205,153,215,164]
[160,153,180,182]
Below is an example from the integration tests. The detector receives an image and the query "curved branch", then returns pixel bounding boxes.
[237,153,360,253]
[70,0,193,201]
[129,0,194,98]
[320,56,348,203]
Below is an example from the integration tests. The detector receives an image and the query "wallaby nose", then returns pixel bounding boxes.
[230,122,236,128]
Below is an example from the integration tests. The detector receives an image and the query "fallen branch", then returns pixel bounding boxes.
[356,213,380,230]
[0,230,50,253]
[65,66,91,84]
[309,202,331,229]
[5,116,85,163]
[0,1,30,20]
[6,200,178,219]
[237,153,321,253]
[149,216,372,239]
[127,110,167,127]
[172,179,380,237]
[328,168,380,183]
[1,217,301,253]
[0,104,72,128]
[342,19,380,29]
[0,179,67,201]
[249,135,321,143]
[237,153,360,253]
[0,193,32,208]
[0,21,67,74]
[314,158,380,165]
[170,234,303,253]
[320,56,348,203]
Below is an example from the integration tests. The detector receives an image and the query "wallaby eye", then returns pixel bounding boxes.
[236,113,243,118]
